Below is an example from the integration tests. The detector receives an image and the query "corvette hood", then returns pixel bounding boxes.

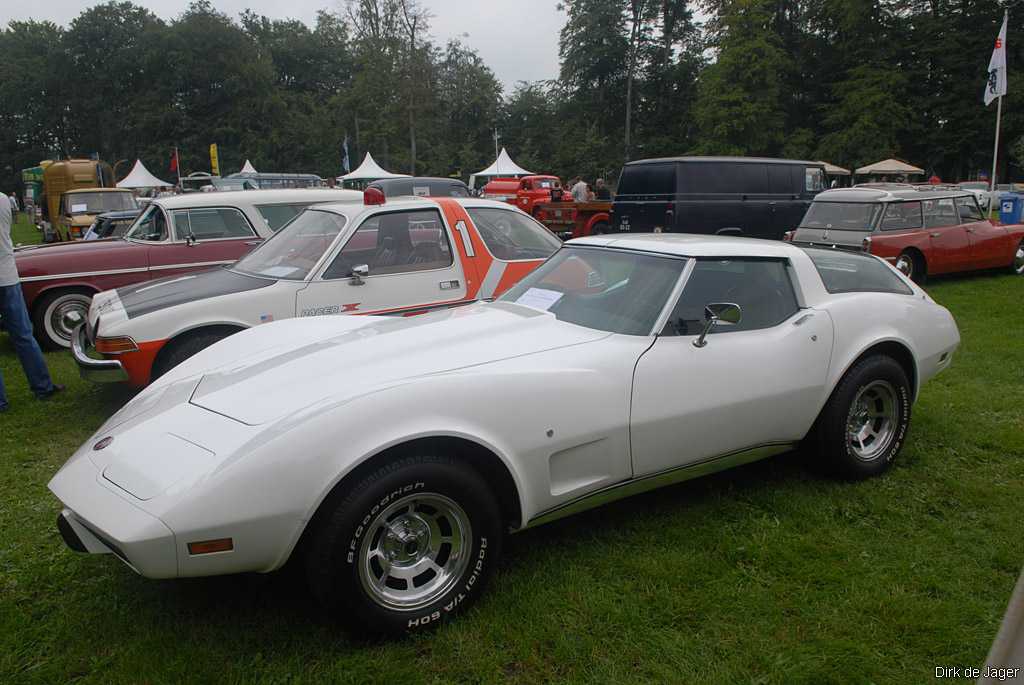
[14,239,148,276]
[189,302,608,425]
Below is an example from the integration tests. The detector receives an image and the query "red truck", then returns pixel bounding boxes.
[481,175,571,216]
[480,175,612,238]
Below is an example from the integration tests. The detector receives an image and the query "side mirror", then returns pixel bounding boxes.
[185,234,196,247]
[693,302,742,348]
[349,264,369,286]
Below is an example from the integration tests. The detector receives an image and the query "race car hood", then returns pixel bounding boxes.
[187,302,609,425]
[96,267,274,326]
[13,238,148,276]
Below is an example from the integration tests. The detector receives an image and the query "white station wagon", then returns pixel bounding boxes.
[50,235,960,635]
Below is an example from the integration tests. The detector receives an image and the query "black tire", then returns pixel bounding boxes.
[590,221,610,236]
[895,250,926,284]
[305,453,502,636]
[1010,239,1024,275]
[32,288,94,350]
[152,329,234,380]
[807,355,911,480]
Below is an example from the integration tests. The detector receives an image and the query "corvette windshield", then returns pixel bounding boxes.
[233,209,347,280]
[499,247,685,335]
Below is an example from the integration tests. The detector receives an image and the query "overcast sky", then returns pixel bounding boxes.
[0,0,566,90]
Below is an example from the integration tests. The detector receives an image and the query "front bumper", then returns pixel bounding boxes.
[71,323,129,382]
[50,454,178,578]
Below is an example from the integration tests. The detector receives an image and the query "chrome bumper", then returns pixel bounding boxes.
[71,323,128,382]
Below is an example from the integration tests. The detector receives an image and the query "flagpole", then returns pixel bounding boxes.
[991,95,1003,193]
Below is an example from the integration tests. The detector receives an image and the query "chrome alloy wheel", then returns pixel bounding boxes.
[1014,241,1024,275]
[358,493,471,611]
[895,254,914,278]
[846,380,899,461]
[45,293,92,348]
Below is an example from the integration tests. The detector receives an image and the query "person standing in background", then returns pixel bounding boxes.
[8,193,19,220]
[595,178,611,200]
[571,177,589,203]
[0,193,63,413]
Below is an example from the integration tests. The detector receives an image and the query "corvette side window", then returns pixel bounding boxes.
[662,258,799,336]
[323,209,453,279]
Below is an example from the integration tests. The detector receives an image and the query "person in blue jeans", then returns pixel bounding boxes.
[0,194,62,412]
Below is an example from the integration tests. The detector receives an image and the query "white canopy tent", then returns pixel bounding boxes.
[116,159,172,188]
[469,148,533,189]
[240,159,257,174]
[337,152,410,185]
[854,158,925,177]
[817,161,851,176]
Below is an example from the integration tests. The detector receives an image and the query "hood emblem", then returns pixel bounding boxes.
[93,436,114,451]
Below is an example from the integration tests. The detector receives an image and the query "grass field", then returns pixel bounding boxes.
[1,214,1022,684]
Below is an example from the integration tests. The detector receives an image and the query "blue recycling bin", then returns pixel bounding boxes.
[999,193,1023,224]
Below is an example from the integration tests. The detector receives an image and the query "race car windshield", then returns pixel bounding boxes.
[499,247,685,335]
[800,202,882,231]
[233,209,348,280]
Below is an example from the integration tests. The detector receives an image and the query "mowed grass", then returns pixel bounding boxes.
[1,215,1022,684]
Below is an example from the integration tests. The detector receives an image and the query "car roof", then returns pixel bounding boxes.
[152,188,362,209]
[814,187,974,203]
[567,233,805,259]
[311,197,525,214]
[66,187,133,194]
[625,156,821,167]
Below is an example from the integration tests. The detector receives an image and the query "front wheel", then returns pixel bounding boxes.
[305,454,502,635]
[1011,239,1024,275]
[33,289,93,349]
[590,221,610,236]
[807,355,911,480]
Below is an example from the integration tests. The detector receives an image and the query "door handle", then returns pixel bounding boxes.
[965,227,975,233]
[929,232,941,238]
[793,313,814,326]
[245,240,261,246]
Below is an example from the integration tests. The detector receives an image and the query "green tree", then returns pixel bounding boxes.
[693,0,791,155]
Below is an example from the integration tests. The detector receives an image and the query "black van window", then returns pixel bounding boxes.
[767,165,796,194]
[677,163,769,194]
[617,163,676,195]
[734,164,770,193]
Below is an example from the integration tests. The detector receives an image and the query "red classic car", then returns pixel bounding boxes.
[786,187,1024,282]
[481,175,572,217]
[14,188,360,348]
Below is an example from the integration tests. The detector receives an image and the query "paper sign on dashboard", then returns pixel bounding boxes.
[515,288,563,311]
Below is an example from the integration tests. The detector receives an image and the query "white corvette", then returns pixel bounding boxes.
[49,235,960,634]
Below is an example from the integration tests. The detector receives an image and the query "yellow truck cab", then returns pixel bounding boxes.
[42,159,137,240]
[59,188,138,239]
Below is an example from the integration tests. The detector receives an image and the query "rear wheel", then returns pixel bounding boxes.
[305,453,502,635]
[1011,239,1024,275]
[590,221,610,236]
[807,355,911,480]
[33,289,93,349]
[152,329,235,380]
[895,251,926,283]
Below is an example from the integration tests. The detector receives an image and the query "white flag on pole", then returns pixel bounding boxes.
[985,12,1008,106]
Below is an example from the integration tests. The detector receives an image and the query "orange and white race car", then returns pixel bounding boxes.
[71,190,562,387]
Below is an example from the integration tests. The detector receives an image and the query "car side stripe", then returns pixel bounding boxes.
[19,260,235,283]
[478,259,508,299]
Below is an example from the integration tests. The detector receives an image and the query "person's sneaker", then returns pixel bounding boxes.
[36,384,65,401]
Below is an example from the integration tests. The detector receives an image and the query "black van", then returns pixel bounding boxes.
[612,157,826,239]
